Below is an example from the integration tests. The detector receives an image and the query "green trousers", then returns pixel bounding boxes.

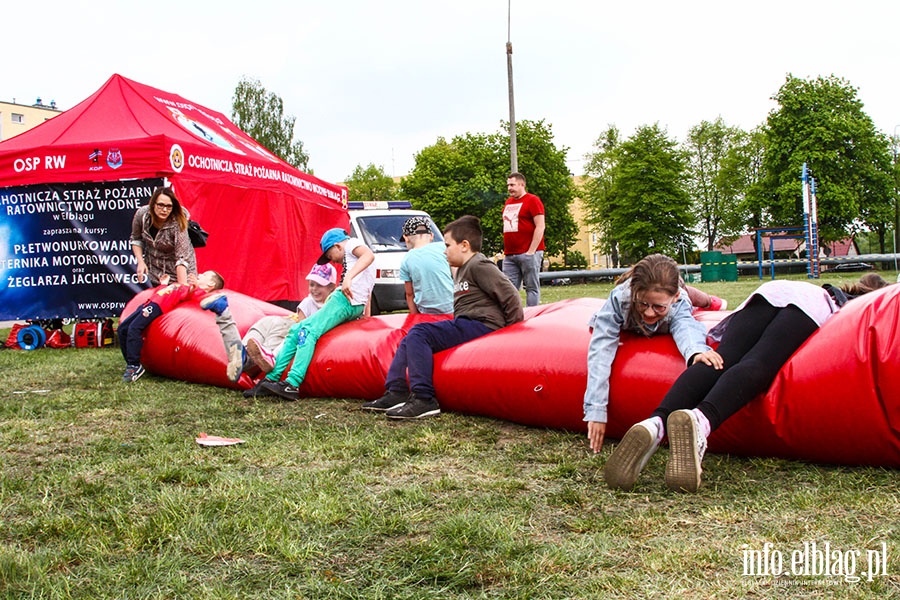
[267,290,364,386]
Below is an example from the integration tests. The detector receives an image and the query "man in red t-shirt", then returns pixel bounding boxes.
[502,172,545,306]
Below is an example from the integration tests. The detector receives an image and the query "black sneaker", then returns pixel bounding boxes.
[361,390,409,412]
[122,364,145,382]
[386,395,440,420]
[242,379,275,398]
[260,379,300,401]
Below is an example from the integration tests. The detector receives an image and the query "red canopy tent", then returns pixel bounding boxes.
[0,74,348,319]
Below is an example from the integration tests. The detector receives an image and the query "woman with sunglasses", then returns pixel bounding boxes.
[584,254,720,454]
[130,187,197,285]
[604,277,843,494]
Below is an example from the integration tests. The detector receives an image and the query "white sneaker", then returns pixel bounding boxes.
[226,343,245,382]
[665,410,708,493]
[604,419,661,491]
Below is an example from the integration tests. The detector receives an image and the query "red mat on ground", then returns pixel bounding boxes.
[123,286,900,467]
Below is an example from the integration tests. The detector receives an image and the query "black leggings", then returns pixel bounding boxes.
[651,296,818,431]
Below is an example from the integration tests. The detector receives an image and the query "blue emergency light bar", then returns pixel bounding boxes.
[347,201,413,210]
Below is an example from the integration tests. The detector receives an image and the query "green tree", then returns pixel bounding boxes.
[564,249,587,269]
[583,124,693,264]
[870,139,900,252]
[400,133,502,241]
[685,118,747,251]
[344,163,396,203]
[401,120,576,257]
[507,120,579,259]
[892,149,900,251]
[762,74,895,244]
[582,126,622,265]
[721,126,768,243]
[231,77,309,170]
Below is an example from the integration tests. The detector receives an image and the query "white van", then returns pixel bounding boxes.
[347,201,443,314]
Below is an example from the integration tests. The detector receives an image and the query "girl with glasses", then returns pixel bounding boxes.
[602,276,876,493]
[130,186,197,285]
[584,254,721,456]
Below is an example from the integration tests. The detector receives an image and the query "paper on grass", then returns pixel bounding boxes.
[195,432,245,447]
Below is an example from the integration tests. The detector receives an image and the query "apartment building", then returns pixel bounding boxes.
[0,98,61,141]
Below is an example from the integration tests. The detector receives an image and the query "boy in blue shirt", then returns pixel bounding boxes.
[400,216,453,315]
[363,216,523,419]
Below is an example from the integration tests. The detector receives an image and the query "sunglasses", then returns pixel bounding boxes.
[636,301,672,315]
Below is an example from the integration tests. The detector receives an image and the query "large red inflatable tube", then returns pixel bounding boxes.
[120,290,449,393]
[122,286,900,467]
[711,284,900,465]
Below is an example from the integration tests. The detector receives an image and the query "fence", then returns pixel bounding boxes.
[539,253,900,284]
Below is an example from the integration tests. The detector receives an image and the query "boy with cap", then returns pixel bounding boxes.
[200,263,338,382]
[255,228,375,400]
[400,216,453,315]
[363,215,523,419]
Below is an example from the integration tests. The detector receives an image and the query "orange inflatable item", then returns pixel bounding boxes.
[122,285,900,467]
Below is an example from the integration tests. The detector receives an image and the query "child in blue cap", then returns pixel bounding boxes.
[252,227,375,400]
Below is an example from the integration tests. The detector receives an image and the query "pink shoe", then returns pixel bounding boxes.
[245,338,275,374]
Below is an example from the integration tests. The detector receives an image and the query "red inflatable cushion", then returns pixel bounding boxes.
[125,286,900,467]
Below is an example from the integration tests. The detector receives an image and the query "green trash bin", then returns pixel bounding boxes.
[721,254,738,282]
[719,254,737,281]
[699,251,722,283]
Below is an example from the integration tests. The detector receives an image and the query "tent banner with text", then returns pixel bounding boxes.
[0,178,163,319]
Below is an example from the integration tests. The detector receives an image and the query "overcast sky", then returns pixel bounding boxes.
[6,1,900,183]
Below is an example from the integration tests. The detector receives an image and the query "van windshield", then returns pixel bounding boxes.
[355,215,443,252]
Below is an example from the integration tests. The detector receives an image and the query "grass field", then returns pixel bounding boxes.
[1,273,899,598]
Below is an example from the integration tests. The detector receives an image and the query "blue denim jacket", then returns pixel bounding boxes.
[583,280,711,423]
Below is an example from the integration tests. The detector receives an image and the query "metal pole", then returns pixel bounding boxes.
[769,237,776,281]
[810,176,820,277]
[893,125,900,271]
[801,163,813,278]
[507,1,518,173]
[757,230,763,280]
[894,218,900,272]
